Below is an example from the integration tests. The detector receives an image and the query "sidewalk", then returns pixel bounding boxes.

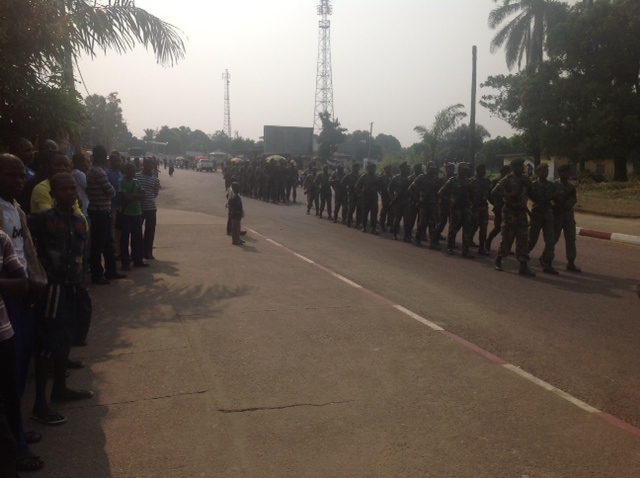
[23,206,640,478]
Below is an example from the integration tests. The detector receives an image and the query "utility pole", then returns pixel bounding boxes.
[222,69,231,138]
[367,122,374,159]
[313,0,334,134]
[469,46,477,166]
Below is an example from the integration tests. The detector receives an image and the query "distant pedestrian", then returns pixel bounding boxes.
[136,158,161,260]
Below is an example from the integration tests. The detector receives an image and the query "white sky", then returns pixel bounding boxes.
[76,0,522,148]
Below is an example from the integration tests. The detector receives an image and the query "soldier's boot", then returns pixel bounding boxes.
[403,233,412,243]
[461,246,475,259]
[566,261,582,273]
[494,255,503,271]
[306,208,310,215]
[446,238,455,255]
[333,216,338,223]
[477,246,490,256]
[543,264,559,275]
[414,236,423,247]
[429,240,441,251]
[518,261,536,277]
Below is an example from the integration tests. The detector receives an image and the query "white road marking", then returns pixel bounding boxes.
[267,238,283,247]
[393,305,444,331]
[333,274,363,288]
[293,253,315,264]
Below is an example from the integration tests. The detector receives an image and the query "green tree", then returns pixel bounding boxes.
[488,0,568,71]
[210,131,232,153]
[476,136,522,170]
[442,124,491,164]
[155,126,183,155]
[414,104,467,164]
[317,112,347,161]
[375,134,403,157]
[81,92,129,151]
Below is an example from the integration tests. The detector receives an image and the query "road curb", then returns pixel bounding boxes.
[577,227,640,246]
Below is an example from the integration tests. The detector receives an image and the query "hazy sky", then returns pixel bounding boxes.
[76,0,522,148]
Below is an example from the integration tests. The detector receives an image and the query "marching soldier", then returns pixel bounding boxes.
[438,162,474,258]
[469,163,492,256]
[408,161,441,249]
[377,165,394,231]
[341,163,361,227]
[330,163,346,223]
[315,164,333,219]
[491,158,535,276]
[355,162,380,234]
[388,162,412,241]
[435,162,456,241]
[528,163,559,274]
[485,165,511,252]
[554,164,581,272]
[405,163,424,240]
[303,168,319,215]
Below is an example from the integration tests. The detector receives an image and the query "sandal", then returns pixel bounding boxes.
[16,451,44,472]
[31,409,67,425]
[51,388,94,402]
[24,430,42,444]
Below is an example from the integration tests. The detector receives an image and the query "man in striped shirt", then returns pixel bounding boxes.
[136,158,161,260]
[86,145,126,284]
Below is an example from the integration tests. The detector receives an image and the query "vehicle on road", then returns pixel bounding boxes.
[196,157,215,172]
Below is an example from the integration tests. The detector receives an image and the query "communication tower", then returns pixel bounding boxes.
[313,0,334,134]
[222,69,232,137]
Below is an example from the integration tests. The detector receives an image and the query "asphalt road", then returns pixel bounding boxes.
[31,167,640,477]
[166,169,640,427]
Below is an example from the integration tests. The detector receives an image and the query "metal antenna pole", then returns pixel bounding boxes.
[313,0,334,134]
[222,69,231,137]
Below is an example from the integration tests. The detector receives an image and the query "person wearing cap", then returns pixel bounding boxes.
[553,164,581,272]
[377,165,395,232]
[408,161,441,249]
[340,163,362,228]
[485,165,511,251]
[435,162,456,241]
[315,165,333,219]
[330,163,346,223]
[438,162,474,257]
[528,163,559,274]
[388,162,412,241]
[468,163,492,256]
[355,162,380,234]
[491,157,536,276]
[303,168,319,215]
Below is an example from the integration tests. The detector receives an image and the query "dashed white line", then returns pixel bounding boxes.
[393,305,444,331]
[333,274,362,289]
[266,238,283,247]
[293,253,315,264]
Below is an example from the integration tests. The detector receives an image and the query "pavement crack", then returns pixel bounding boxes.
[218,399,355,413]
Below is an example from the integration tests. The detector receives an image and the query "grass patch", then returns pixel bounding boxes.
[576,181,640,218]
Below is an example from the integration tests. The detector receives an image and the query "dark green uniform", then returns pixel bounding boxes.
[388,170,411,240]
[355,168,380,233]
[528,178,557,268]
[330,167,346,223]
[492,173,533,262]
[341,167,361,227]
[303,172,319,215]
[469,175,492,255]
[315,168,332,219]
[408,170,440,248]
[377,169,394,230]
[554,178,578,265]
[438,172,473,255]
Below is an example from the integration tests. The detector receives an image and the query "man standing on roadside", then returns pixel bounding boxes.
[86,146,126,285]
[106,151,123,259]
[554,164,581,273]
[136,158,161,260]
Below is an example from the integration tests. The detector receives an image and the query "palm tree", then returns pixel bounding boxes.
[414,104,467,163]
[488,0,567,71]
[61,0,186,84]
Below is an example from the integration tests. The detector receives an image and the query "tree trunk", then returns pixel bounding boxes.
[613,155,628,182]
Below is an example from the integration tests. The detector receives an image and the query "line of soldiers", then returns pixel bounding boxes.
[303,157,581,277]
[223,158,300,204]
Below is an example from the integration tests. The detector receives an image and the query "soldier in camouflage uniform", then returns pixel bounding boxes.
[330,163,346,223]
[528,163,559,274]
[469,163,492,256]
[303,168,319,215]
[388,162,412,241]
[315,164,333,219]
[405,163,423,240]
[554,164,581,272]
[341,163,361,227]
[485,165,511,251]
[491,158,535,276]
[355,162,380,234]
[408,161,441,249]
[435,162,456,240]
[438,162,474,258]
[377,165,394,231]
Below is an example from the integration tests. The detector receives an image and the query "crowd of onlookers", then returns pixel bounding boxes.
[0,138,160,477]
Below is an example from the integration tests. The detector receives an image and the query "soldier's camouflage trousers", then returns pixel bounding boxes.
[471,206,489,251]
[554,210,577,262]
[498,207,529,262]
[528,209,555,265]
[417,203,438,245]
[448,207,473,249]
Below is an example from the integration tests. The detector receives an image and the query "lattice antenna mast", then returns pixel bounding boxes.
[313,0,334,134]
[222,69,232,137]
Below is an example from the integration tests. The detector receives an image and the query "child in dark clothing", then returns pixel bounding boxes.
[228,182,244,245]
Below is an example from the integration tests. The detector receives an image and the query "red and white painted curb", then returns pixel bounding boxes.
[576,227,640,246]
[250,228,640,441]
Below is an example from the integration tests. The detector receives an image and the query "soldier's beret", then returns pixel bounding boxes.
[557,164,570,173]
[510,157,525,166]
